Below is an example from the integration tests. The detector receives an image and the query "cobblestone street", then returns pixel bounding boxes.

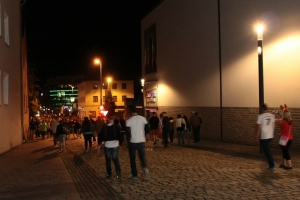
[0,137,299,200]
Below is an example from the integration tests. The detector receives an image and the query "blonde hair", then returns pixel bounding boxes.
[283,110,293,125]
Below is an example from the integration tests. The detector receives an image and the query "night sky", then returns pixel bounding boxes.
[25,0,161,88]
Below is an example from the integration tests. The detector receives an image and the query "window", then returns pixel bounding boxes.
[113,96,117,102]
[4,12,9,45]
[122,95,126,102]
[93,83,98,89]
[112,83,117,89]
[93,96,98,102]
[3,73,9,105]
[122,83,127,89]
[89,111,96,118]
[144,24,156,74]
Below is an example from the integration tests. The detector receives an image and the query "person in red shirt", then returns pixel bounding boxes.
[277,108,294,170]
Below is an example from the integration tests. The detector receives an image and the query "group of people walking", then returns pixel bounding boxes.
[148,111,203,147]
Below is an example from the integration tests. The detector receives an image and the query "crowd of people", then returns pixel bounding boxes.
[28,103,294,181]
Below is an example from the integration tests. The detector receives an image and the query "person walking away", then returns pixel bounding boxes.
[169,117,175,143]
[183,115,191,143]
[97,115,123,180]
[39,119,48,140]
[277,106,294,170]
[176,114,186,145]
[161,112,170,147]
[29,118,37,141]
[50,117,60,147]
[95,116,105,145]
[126,105,150,180]
[149,112,160,145]
[256,103,276,170]
[119,115,127,146]
[190,111,201,143]
[56,120,67,151]
[75,120,82,138]
[81,117,95,152]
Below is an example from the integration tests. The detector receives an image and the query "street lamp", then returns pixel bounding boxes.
[107,77,112,90]
[94,59,102,115]
[256,25,264,113]
[141,79,145,93]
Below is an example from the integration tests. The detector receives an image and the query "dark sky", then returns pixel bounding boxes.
[25,0,161,87]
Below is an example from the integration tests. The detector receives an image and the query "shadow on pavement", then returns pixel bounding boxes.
[34,150,61,163]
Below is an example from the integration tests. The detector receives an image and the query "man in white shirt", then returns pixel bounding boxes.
[257,103,276,170]
[126,105,150,180]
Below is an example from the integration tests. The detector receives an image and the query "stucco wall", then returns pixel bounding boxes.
[0,0,22,154]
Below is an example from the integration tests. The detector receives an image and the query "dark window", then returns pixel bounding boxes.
[112,83,117,89]
[89,111,96,118]
[144,24,156,74]
[103,82,108,89]
[122,83,127,89]
[113,96,117,102]
[93,96,98,102]
[122,95,126,102]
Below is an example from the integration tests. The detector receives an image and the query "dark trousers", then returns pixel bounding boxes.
[163,130,169,147]
[192,126,200,142]
[53,133,57,145]
[261,139,275,167]
[105,147,121,176]
[280,140,293,160]
[129,142,147,176]
[169,130,174,143]
[83,134,92,149]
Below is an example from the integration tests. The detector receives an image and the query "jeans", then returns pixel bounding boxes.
[184,130,190,143]
[129,142,147,176]
[177,129,185,145]
[83,134,92,149]
[192,126,200,142]
[105,147,121,176]
[260,139,275,167]
[59,134,66,149]
[163,130,169,147]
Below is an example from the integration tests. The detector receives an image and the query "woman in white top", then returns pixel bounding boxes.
[175,114,186,145]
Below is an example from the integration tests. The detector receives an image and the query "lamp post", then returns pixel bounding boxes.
[94,59,102,116]
[107,77,112,90]
[256,25,264,113]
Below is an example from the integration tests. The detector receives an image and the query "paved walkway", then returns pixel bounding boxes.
[0,136,300,200]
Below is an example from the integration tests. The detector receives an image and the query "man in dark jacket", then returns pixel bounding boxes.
[97,115,122,180]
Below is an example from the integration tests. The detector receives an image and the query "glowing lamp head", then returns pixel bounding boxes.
[256,24,264,40]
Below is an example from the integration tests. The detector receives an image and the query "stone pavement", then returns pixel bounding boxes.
[0,136,300,200]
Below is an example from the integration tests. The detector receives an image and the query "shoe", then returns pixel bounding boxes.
[116,174,121,180]
[279,164,285,168]
[106,175,112,179]
[129,175,137,180]
[284,167,293,170]
[144,168,150,179]
[267,166,276,170]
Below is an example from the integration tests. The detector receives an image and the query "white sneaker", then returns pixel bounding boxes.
[144,168,150,179]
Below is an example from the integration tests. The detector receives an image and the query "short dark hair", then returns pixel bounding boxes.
[130,105,137,113]
[260,103,268,111]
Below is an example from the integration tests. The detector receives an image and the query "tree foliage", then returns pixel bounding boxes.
[27,65,41,117]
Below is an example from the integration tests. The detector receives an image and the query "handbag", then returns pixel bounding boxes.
[279,125,291,146]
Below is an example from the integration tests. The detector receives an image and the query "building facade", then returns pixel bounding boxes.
[141,0,300,147]
[78,80,134,119]
[0,0,24,154]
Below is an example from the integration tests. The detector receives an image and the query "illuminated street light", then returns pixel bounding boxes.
[256,24,264,113]
[94,59,102,116]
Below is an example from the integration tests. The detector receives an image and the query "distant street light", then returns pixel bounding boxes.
[107,77,112,90]
[94,59,102,116]
[256,24,264,113]
[141,79,145,93]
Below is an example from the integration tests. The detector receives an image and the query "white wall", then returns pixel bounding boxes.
[142,0,300,109]
[0,0,22,154]
[142,0,220,107]
[221,0,300,108]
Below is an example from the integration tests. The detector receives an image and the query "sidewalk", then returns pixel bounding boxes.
[0,137,299,200]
